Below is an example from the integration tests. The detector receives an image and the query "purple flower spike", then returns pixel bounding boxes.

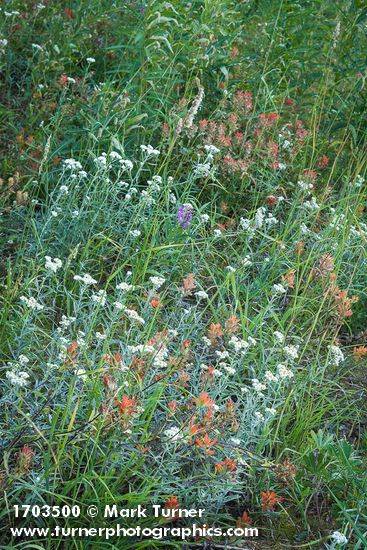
[177,203,194,230]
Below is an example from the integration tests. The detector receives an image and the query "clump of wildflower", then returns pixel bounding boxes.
[330,531,348,546]
[20,296,44,311]
[164,426,184,442]
[179,273,196,296]
[236,511,252,527]
[140,144,160,157]
[225,314,240,335]
[177,203,194,229]
[44,256,62,273]
[116,282,135,292]
[215,458,237,475]
[149,276,166,289]
[272,283,287,296]
[116,395,138,429]
[207,323,223,344]
[353,346,367,361]
[91,290,107,306]
[74,273,97,285]
[195,290,209,300]
[6,370,30,387]
[261,490,283,511]
[274,331,284,344]
[195,434,218,455]
[283,345,299,360]
[275,458,297,485]
[15,446,34,476]
[328,344,344,366]
[277,364,294,379]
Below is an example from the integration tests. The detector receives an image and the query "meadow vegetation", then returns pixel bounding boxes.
[0,0,367,548]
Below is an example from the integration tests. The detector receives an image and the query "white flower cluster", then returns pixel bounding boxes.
[193,162,212,178]
[45,256,62,273]
[116,282,136,292]
[272,283,287,296]
[328,345,344,366]
[5,354,30,387]
[140,144,160,157]
[91,290,107,306]
[114,303,145,325]
[149,276,166,289]
[6,370,30,387]
[63,158,83,171]
[330,531,348,545]
[74,273,97,285]
[20,296,44,311]
[303,196,320,211]
[164,426,184,442]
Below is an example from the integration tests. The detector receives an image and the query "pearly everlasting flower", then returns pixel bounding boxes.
[124,308,145,325]
[255,411,264,421]
[213,229,222,237]
[18,355,30,366]
[20,296,44,311]
[130,229,141,238]
[45,256,62,273]
[230,438,241,446]
[226,265,236,273]
[59,315,76,328]
[6,370,30,387]
[116,282,135,292]
[59,185,69,195]
[216,350,229,360]
[204,144,220,155]
[239,217,251,230]
[91,290,107,306]
[140,144,160,157]
[242,255,252,267]
[202,336,212,346]
[254,207,266,229]
[164,426,184,441]
[149,276,165,289]
[252,379,267,392]
[330,531,348,545]
[272,283,287,295]
[95,332,107,340]
[63,158,83,171]
[120,159,133,171]
[298,179,313,191]
[303,196,320,211]
[195,290,209,300]
[229,336,249,353]
[223,365,236,375]
[277,364,294,379]
[328,345,344,366]
[193,162,212,178]
[265,213,278,227]
[200,213,210,222]
[265,371,278,382]
[86,57,96,63]
[74,273,97,285]
[300,222,311,235]
[283,345,299,360]
[266,407,277,416]
[354,175,364,188]
[274,331,285,343]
